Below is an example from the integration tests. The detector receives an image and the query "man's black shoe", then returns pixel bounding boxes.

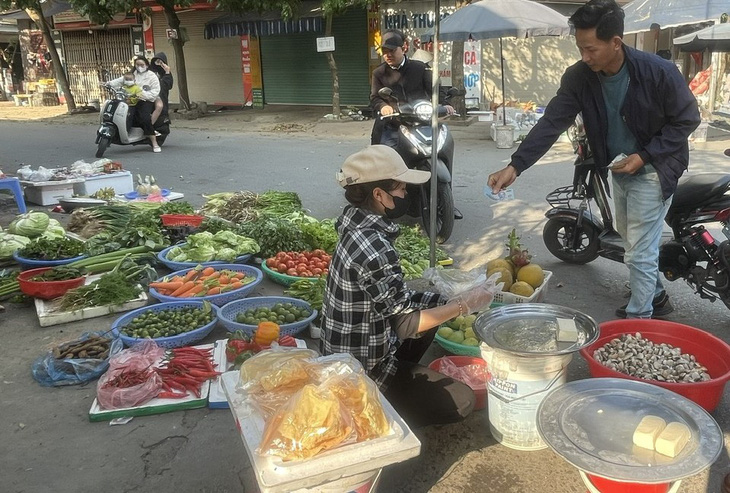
[615,290,674,318]
[454,208,463,220]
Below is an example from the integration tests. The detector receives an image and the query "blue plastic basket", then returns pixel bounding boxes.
[124,189,171,200]
[157,243,252,271]
[219,296,317,336]
[111,301,221,349]
[13,252,86,271]
[148,264,263,307]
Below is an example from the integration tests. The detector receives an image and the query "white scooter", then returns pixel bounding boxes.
[95,84,169,158]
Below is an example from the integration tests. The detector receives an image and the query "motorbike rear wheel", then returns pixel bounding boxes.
[95,137,110,158]
[421,183,454,244]
[543,216,600,264]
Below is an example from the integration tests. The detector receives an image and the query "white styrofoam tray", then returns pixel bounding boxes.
[220,364,421,493]
[73,171,134,196]
[89,343,213,421]
[35,274,148,327]
[209,338,309,409]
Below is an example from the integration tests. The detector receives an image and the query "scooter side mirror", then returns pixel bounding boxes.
[378,87,397,101]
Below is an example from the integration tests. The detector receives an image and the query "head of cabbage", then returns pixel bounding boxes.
[0,232,32,259]
[8,212,50,238]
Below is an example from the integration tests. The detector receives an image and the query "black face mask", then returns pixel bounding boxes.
[382,190,409,219]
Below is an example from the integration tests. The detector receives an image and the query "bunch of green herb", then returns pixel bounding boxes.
[84,232,122,256]
[197,217,237,235]
[156,201,195,215]
[113,211,168,249]
[17,237,85,260]
[284,277,326,311]
[256,191,302,216]
[395,225,449,264]
[238,214,308,258]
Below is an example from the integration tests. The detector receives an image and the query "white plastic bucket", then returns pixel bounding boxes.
[481,343,572,450]
[494,125,515,149]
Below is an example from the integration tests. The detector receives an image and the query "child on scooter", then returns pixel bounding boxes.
[122,71,143,107]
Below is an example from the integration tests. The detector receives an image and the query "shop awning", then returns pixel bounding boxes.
[204,2,324,39]
[0,0,72,20]
[673,22,730,52]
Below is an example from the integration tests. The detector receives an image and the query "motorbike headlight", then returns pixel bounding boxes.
[115,93,126,101]
[437,125,448,152]
[414,102,433,122]
[400,125,428,155]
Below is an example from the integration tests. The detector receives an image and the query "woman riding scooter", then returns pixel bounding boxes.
[149,52,173,134]
[104,56,161,152]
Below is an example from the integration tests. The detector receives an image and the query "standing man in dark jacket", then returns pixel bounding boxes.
[488,0,700,319]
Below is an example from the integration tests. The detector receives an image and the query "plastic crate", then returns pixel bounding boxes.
[148,264,263,307]
[261,260,320,287]
[111,301,221,349]
[219,296,317,336]
[492,270,553,304]
[13,252,86,271]
[157,243,252,271]
[161,214,205,227]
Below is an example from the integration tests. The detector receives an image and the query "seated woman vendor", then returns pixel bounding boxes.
[321,145,498,428]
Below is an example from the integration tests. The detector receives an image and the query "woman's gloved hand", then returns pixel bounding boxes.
[453,272,504,315]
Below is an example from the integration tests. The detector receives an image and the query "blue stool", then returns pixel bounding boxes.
[0,177,27,213]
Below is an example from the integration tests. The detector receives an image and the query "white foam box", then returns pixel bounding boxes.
[23,178,84,206]
[221,366,421,493]
[73,171,134,196]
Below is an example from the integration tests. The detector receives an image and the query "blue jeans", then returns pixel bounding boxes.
[612,168,672,318]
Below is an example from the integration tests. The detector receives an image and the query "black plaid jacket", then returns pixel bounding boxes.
[320,206,445,389]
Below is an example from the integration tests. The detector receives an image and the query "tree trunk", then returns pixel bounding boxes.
[325,14,340,118]
[451,40,466,117]
[162,4,190,110]
[26,7,76,111]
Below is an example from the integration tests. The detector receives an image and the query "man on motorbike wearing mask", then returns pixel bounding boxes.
[322,145,501,427]
[488,0,700,319]
[370,30,461,219]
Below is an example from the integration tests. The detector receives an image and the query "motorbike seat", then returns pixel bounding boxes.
[671,173,730,209]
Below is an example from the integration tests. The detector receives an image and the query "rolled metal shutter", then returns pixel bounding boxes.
[260,9,369,105]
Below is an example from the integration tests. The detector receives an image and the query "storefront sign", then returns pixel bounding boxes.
[131,26,144,56]
[166,29,178,40]
[142,15,155,58]
[316,37,336,53]
[464,40,481,105]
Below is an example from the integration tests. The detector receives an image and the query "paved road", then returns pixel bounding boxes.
[1,120,729,492]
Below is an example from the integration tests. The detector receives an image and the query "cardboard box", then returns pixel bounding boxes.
[73,171,134,196]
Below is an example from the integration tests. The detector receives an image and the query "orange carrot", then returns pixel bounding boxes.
[201,267,215,277]
[218,275,230,284]
[206,286,222,295]
[171,275,185,283]
[233,272,245,280]
[199,271,221,281]
[171,281,195,297]
[228,281,243,290]
[183,269,198,282]
[150,281,183,291]
[182,284,206,297]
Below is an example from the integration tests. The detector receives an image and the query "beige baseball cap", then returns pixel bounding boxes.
[336,145,431,188]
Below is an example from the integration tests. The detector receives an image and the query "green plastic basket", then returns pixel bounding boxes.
[434,333,481,356]
[261,260,321,287]
[433,302,503,357]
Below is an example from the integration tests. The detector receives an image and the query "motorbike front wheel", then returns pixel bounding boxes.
[421,183,454,244]
[95,137,111,158]
[543,216,600,264]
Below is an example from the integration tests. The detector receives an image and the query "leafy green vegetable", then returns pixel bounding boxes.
[8,212,50,238]
[395,225,449,264]
[166,231,260,262]
[30,266,83,281]
[238,215,308,258]
[301,219,338,254]
[41,219,66,240]
[84,232,122,257]
[284,278,326,311]
[59,271,142,311]
[0,233,31,259]
[17,236,85,260]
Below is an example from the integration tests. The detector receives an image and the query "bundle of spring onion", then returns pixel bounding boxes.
[0,269,20,300]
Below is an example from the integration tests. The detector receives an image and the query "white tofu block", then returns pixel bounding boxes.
[557,318,579,342]
[655,422,691,458]
[632,415,667,450]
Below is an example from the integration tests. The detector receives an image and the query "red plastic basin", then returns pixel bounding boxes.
[17,267,85,300]
[428,355,487,410]
[579,320,730,412]
[583,471,676,493]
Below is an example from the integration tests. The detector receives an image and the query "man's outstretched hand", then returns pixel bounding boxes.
[487,165,518,194]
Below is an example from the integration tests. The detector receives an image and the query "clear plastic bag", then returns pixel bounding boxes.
[328,372,391,442]
[423,266,486,298]
[31,332,123,387]
[95,340,164,410]
[437,358,489,391]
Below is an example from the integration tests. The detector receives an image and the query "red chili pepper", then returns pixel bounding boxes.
[188,369,221,378]
[158,391,188,399]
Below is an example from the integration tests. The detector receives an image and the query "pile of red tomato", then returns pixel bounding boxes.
[266,249,331,278]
